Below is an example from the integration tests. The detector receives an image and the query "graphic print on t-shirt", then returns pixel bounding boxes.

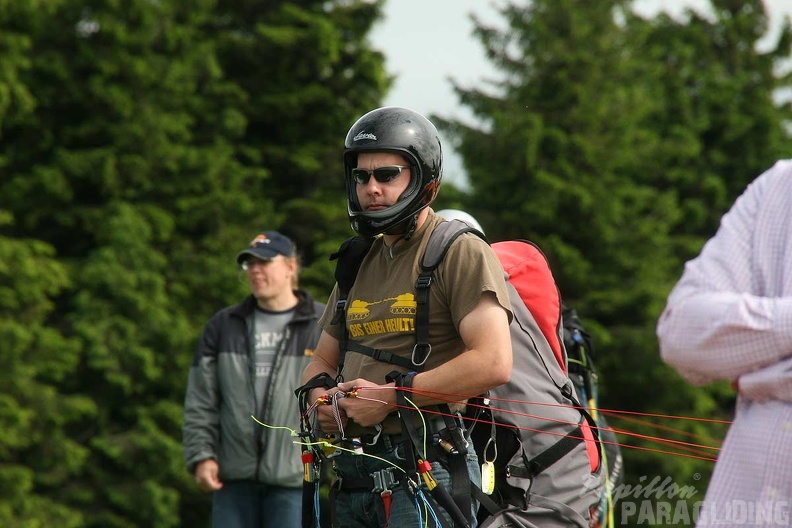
[253,308,293,402]
[255,329,283,378]
[347,292,416,337]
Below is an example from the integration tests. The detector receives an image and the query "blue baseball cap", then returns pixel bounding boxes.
[236,230,295,264]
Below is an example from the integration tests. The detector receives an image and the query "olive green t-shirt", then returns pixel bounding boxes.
[320,211,512,433]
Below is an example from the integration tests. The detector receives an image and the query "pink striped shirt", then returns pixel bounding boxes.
[657,160,792,524]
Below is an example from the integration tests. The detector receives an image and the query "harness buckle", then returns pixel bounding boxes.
[331,299,347,325]
[415,275,432,290]
[370,467,400,494]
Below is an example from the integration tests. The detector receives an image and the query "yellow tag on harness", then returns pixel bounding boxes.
[481,461,495,495]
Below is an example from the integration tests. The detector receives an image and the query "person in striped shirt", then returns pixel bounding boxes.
[657,160,792,526]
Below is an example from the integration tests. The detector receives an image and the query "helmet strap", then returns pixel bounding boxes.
[402,214,419,241]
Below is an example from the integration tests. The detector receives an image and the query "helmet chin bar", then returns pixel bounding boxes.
[347,176,421,237]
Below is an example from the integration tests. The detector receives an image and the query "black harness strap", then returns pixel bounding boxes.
[330,235,376,382]
[294,372,336,397]
[505,389,601,488]
[413,221,486,366]
[508,424,586,480]
[387,371,464,528]
[344,341,416,370]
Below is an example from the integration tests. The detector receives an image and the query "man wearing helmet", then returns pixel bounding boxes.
[302,107,513,527]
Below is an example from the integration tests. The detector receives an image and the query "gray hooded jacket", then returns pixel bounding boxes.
[182,290,324,487]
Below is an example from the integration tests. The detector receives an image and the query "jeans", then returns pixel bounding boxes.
[331,438,480,528]
[212,480,302,528]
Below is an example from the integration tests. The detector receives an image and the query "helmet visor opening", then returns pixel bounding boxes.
[350,165,411,185]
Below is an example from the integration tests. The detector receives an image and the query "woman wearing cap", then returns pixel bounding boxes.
[183,230,325,528]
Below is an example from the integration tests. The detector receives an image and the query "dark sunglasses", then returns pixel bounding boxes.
[351,165,410,185]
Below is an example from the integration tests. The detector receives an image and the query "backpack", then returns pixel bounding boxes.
[329,219,608,527]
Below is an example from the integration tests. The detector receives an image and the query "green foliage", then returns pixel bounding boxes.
[0,212,88,527]
[630,0,792,250]
[0,0,387,525]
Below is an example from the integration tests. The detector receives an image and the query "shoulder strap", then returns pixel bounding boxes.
[331,236,376,302]
[421,219,487,271]
[330,235,376,381]
[413,220,487,366]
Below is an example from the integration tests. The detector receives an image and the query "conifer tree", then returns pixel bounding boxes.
[0,0,388,525]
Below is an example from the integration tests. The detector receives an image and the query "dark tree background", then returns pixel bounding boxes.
[0,0,388,526]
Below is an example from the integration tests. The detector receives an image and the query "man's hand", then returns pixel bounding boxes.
[311,386,347,433]
[194,459,223,492]
[337,379,397,428]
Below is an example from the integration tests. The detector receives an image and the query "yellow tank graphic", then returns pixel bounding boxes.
[346,293,416,320]
[347,300,371,320]
[390,293,416,315]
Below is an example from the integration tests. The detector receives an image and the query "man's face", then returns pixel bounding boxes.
[354,152,412,212]
[242,255,296,303]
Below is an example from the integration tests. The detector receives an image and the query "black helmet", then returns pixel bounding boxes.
[344,106,443,237]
